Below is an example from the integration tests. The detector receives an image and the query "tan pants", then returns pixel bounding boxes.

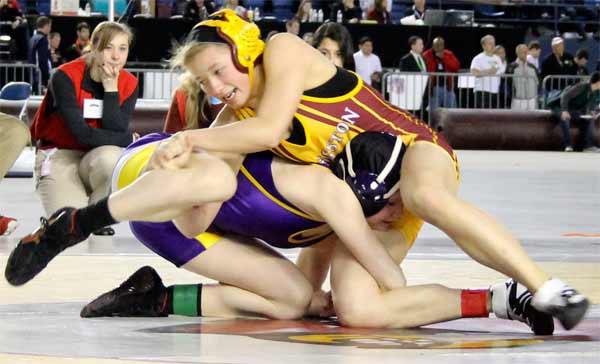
[0,112,31,180]
[34,145,122,216]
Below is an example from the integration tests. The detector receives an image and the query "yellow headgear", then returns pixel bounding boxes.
[191,9,265,82]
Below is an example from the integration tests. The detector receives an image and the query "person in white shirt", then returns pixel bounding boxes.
[470,34,506,108]
[526,40,541,72]
[353,36,382,87]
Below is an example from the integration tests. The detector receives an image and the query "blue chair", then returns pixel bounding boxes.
[0,82,32,122]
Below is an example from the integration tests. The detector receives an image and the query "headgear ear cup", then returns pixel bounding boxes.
[192,9,265,85]
[331,132,405,217]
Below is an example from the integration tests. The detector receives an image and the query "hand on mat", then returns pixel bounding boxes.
[306,290,334,318]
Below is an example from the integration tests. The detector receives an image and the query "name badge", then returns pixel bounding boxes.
[83,99,103,119]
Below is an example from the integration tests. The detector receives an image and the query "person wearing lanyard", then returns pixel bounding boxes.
[29,21,139,236]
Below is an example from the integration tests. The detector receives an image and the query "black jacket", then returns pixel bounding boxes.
[399,53,424,72]
[28,32,51,87]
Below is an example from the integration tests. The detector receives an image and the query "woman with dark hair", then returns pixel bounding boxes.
[312,22,355,70]
[367,0,391,24]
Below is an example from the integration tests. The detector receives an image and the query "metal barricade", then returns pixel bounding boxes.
[126,67,182,100]
[382,70,540,125]
[0,63,42,95]
[541,75,591,109]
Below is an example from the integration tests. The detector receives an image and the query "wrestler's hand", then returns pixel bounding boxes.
[101,62,120,92]
[306,290,334,318]
[150,132,193,170]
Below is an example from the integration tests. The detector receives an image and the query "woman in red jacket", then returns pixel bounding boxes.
[30,21,139,235]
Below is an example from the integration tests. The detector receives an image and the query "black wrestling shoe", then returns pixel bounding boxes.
[80,266,168,318]
[491,279,555,335]
[532,279,589,330]
[5,207,88,286]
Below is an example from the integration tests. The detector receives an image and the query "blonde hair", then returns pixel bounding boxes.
[90,21,133,51]
[178,72,203,130]
[171,42,229,126]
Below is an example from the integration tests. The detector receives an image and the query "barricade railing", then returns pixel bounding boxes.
[0,63,42,95]
[125,67,182,101]
[541,74,591,108]
[382,70,540,125]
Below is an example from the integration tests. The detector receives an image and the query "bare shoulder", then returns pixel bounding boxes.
[265,32,310,54]
[263,33,324,69]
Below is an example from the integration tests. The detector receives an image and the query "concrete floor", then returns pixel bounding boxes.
[0,150,599,363]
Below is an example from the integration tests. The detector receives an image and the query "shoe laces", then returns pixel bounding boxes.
[510,283,534,325]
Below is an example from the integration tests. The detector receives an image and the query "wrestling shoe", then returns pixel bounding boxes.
[0,215,18,236]
[491,279,555,335]
[81,266,168,318]
[5,207,88,286]
[532,279,589,330]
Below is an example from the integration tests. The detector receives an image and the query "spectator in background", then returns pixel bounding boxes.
[0,0,29,60]
[404,0,426,20]
[29,22,140,235]
[49,32,64,68]
[332,0,362,23]
[423,36,460,110]
[541,37,576,91]
[221,0,245,16]
[353,36,382,88]
[295,0,313,23]
[367,0,391,24]
[360,0,392,18]
[574,49,589,76]
[494,44,510,108]
[526,40,541,72]
[185,0,215,21]
[550,72,600,152]
[470,34,506,108]
[399,35,426,72]
[171,0,189,15]
[0,112,31,236]
[65,22,90,62]
[28,16,52,93]
[286,17,300,35]
[302,32,314,44]
[312,22,355,70]
[507,44,539,111]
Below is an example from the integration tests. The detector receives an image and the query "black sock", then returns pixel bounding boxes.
[75,197,118,236]
[165,284,203,316]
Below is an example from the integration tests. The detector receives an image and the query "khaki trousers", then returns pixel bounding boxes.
[0,112,31,180]
[34,145,122,216]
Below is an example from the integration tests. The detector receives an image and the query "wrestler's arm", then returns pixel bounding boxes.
[302,169,406,291]
[296,235,336,291]
[182,34,317,153]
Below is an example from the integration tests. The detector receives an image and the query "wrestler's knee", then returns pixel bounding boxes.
[336,299,387,328]
[270,280,313,320]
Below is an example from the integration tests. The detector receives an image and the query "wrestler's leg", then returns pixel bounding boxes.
[399,142,549,292]
[398,142,587,329]
[181,235,313,319]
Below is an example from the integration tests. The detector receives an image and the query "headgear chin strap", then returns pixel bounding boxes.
[332,132,405,217]
[190,9,265,89]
